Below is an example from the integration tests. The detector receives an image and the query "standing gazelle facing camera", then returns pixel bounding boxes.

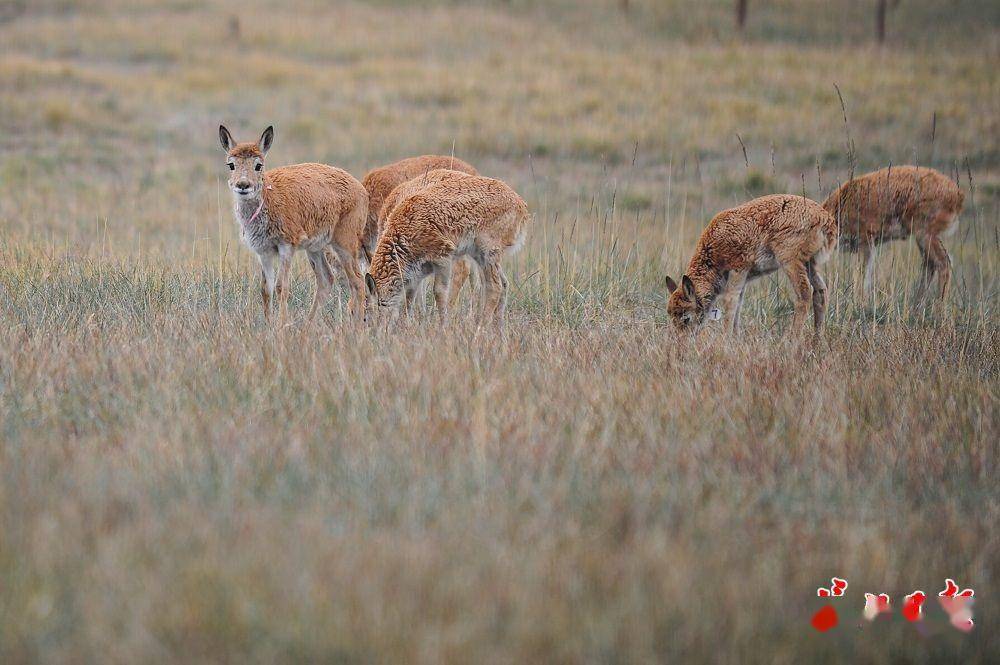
[665,195,838,336]
[220,125,369,323]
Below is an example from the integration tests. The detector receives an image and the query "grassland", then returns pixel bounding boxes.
[1,1,998,662]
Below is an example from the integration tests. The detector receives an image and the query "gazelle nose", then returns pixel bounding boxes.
[236,181,251,191]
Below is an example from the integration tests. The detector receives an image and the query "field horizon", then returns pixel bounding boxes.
[1,1,998,662]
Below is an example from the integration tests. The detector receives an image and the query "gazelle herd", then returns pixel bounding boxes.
[220,124,964,335]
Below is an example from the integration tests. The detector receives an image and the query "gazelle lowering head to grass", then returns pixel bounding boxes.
[219,125,369,322]
[363,156,480,308]
[665,195,838,335]
[365,172,529,324]
[823,165,963,301]
[376,168,481,313]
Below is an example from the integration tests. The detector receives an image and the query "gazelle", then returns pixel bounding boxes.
[365,172,529,324]
[363,156,479,308]
[665,195,838,335]
[823,166,963,300]
[375,168,479,314]
[219,125,368,322]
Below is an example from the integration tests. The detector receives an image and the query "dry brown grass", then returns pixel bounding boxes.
[1,1,998,662]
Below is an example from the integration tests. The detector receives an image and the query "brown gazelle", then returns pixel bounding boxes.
[665,195,838,335]
[363,155,479,306]
[365,172,529,324]
[375,168,480,313]
[219,125,368,322]
[823,165,963,300]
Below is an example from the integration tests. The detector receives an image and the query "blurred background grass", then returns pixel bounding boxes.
[0,1,998,662]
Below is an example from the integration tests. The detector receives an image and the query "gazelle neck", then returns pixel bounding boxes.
[233,189,265,225]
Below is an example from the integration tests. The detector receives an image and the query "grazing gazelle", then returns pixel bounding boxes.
[665,195,838,335]
[365,172,529,324]
[823,165,963,300]
[219,125,368,322]
[363,155,479,306]
[376,168,479,313]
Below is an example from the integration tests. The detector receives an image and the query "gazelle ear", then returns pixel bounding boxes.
[258,125,274,155]
[365,273,376,297]
[665,275,678,293]
[681,275,696,300]
[219,125,235,152]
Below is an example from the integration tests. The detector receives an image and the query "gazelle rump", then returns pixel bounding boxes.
[665,195,838,335]
[365,173,529,324]
[219,125,369,322]
[823,165,963,301]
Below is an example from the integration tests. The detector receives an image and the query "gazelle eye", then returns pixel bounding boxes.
[254,163,262,171]
[227,163,235,170]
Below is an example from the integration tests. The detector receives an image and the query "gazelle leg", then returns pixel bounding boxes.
[782,260,813,333]
[733,283,747,334]
[935,240,953,300]
[447,257,472,308]
[479,255,509,326]
[403,282,420,318]
[806,260,828,332]
[259,268,270,321]
[274,244,294,323]
[914,234,935,303]
[717,271,747,335]
[495,269,509,321]
[331,208,368,321]
[258,249,278,323]
[306,250,335,322]
[324,249,350,319]
[432,261,453,323]
[861,242,875,297]
[330,244,366,322]
[916,233,951,301]
[420,280,433,316]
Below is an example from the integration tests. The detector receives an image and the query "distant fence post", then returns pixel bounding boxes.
[876,0,901,44]
[736,0,748,31]
[876,0,887,43]
[227,15,241,42]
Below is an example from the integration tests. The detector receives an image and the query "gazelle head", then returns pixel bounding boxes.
[665,272,727,333]
[665,274,707,332]
[365,258,406,314]
[219,125,273,199]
